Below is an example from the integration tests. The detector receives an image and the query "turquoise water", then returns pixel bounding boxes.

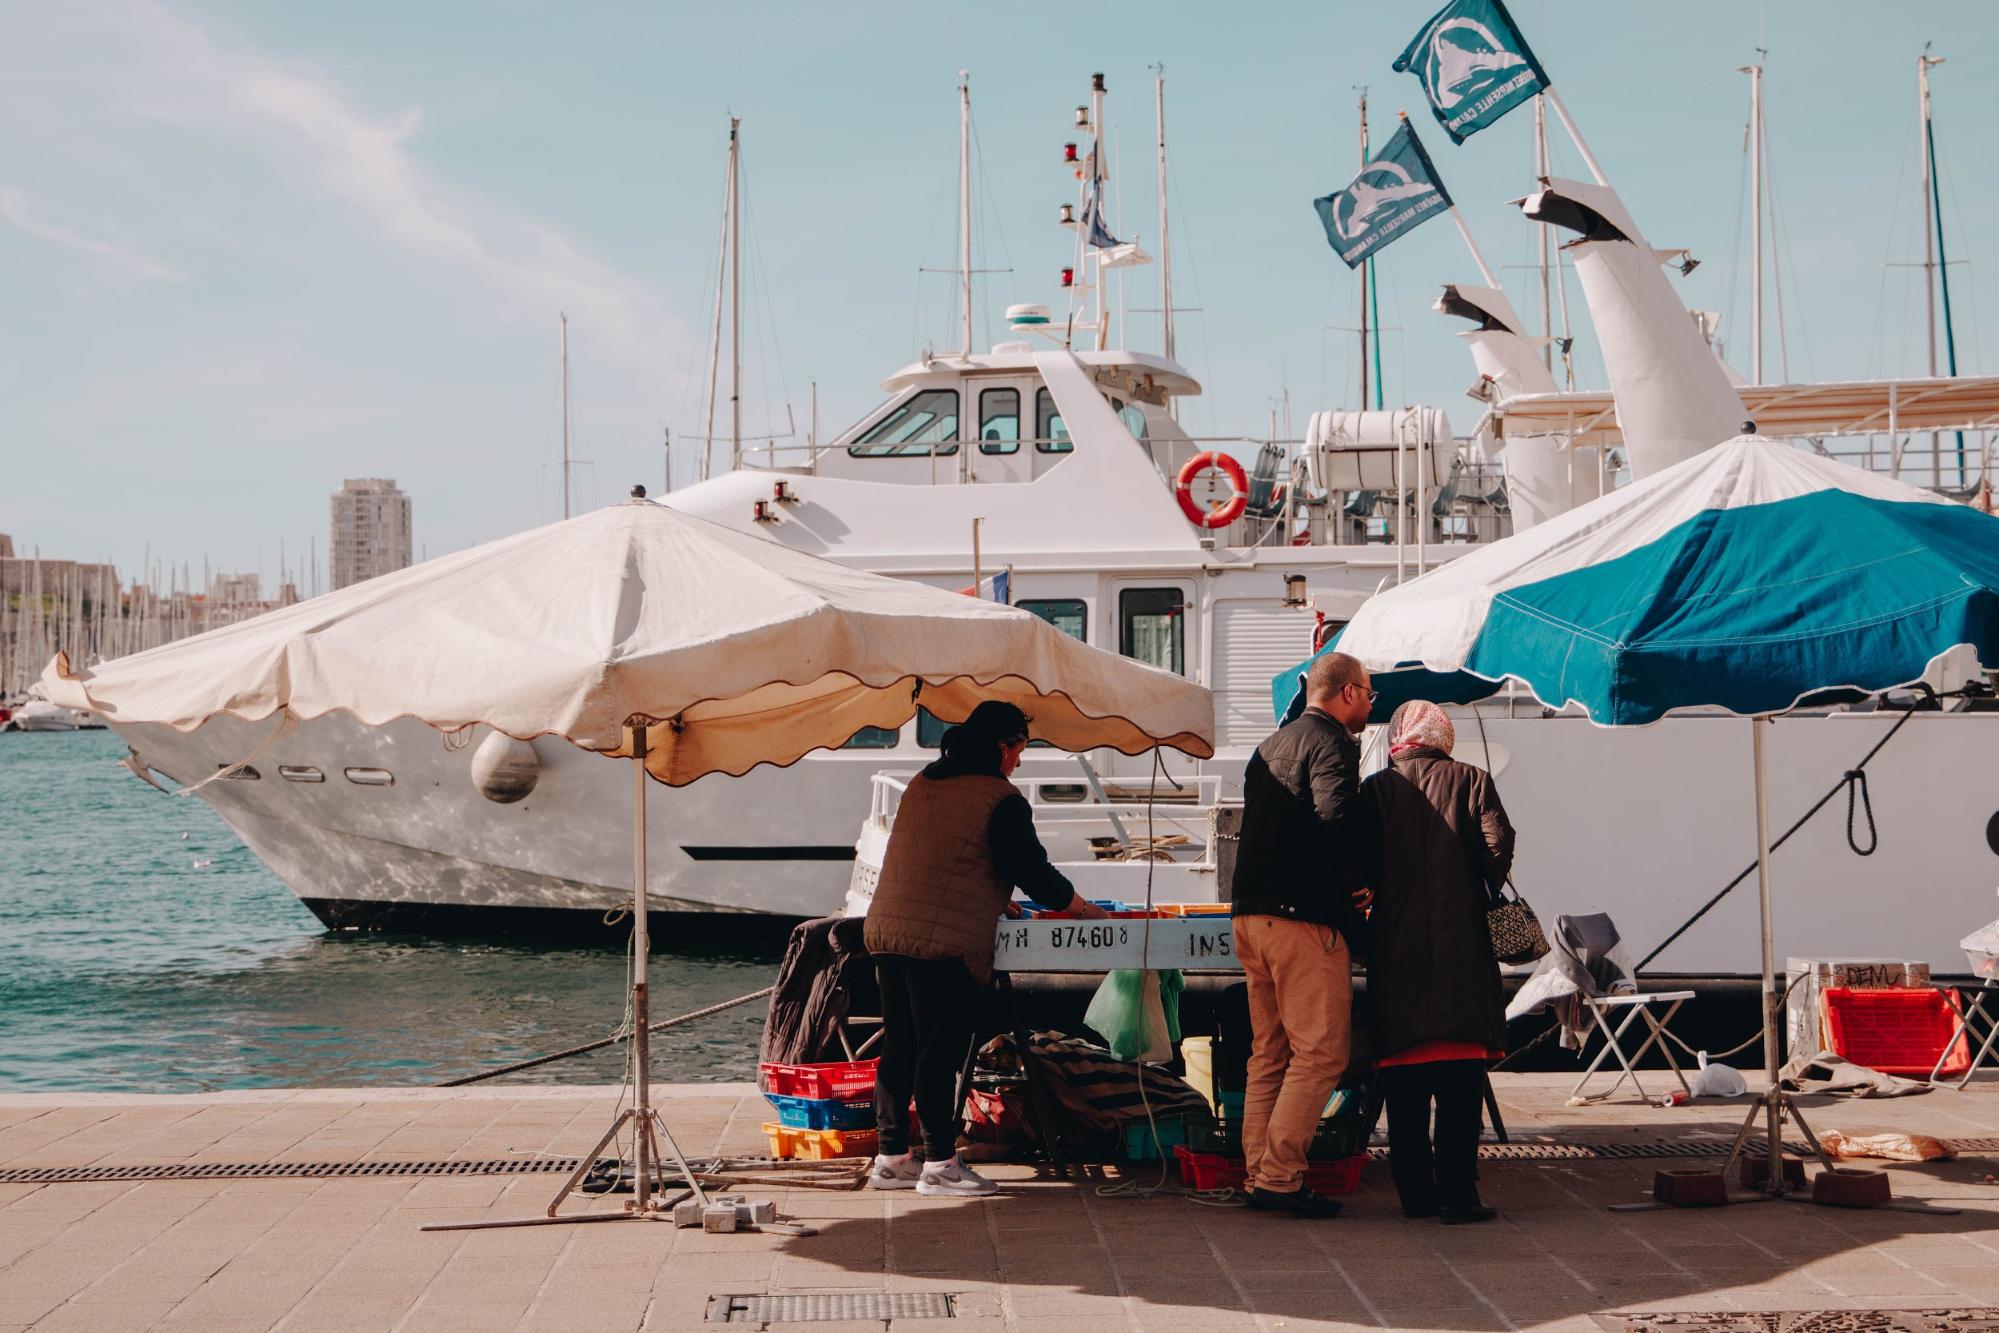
[0,731,775,1092]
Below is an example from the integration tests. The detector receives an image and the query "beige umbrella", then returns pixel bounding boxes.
[46,491,1214,1224]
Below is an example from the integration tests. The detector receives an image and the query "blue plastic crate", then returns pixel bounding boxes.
[765,1092,876,1131]
[1123,1113,1194,1161]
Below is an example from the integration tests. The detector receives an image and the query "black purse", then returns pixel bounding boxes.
[1485,880,1550,965]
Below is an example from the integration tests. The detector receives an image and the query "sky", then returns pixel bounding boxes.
[3,0,1994,591]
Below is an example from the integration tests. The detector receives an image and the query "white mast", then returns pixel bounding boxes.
[1739,58,1765,384]
[958,71,973,358]
[560,312,571,519]
[699,119,733,484]
[1918,49,1943,481]
[729,116,743,474]
[1091,73,1108,353]
[1154,66,1175,376]
[1534,95,1553,374]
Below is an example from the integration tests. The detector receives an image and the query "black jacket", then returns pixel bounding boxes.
[1361,748,1515,1058]
[1230,707,1374,949]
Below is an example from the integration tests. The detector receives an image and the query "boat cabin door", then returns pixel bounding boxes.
[1101,578,1201,788]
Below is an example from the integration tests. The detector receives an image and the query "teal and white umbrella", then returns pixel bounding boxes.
[1275,432,1999,1196]
[1275,432,1999,724]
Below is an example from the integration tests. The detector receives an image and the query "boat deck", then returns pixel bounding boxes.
[2,1075,1997,1331]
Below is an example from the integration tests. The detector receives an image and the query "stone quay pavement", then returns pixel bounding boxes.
[2,1073,1997,1332]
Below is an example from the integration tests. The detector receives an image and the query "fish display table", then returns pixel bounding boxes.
[992,912,1241,974]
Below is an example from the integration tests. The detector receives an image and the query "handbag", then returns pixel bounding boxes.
[1485,880,1550,965]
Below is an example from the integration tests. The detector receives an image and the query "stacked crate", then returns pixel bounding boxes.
[758,1059,880,1159]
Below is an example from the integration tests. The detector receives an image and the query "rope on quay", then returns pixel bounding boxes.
[436,985,775,1087]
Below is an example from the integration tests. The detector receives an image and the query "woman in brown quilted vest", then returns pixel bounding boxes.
[862,701,1107,1197]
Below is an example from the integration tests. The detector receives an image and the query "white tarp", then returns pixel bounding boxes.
[44,498,1216,784]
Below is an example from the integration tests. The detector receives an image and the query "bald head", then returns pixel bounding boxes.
[1305,651,1372,734]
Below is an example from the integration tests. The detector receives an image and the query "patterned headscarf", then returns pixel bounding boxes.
[1388,699,1455,759]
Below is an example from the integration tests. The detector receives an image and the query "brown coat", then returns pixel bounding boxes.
[863,771,1020,983]
[1361,748,1516,1059]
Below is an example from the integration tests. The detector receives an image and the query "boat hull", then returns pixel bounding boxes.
[112,706,1999,978]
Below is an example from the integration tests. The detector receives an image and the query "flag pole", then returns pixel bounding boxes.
[1540,88,1608,187]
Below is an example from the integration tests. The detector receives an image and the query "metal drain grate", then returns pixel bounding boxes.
[707,1292,954,1324]
[0,1157,586,1184]
[1596,1309,1999,1333]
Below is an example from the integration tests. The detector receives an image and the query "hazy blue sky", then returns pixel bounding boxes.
[4,1,1994,588]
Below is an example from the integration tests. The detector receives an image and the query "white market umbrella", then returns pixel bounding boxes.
[47,492,1216,1222]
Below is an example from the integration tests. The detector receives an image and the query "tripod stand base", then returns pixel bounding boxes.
[1611,1088,1959,1216]
[422,1105,713,1233]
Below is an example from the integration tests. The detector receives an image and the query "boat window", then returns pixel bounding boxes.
[917,707,949,748]
[1119,401,1147,440]
[847,389,961,457]
[1018,598,1087,643]
[1035,388,1072,453]
[841,725,899,750]
[978,388,1020,455]
[1120,587,1185,675]
[344,767,395,787]
[216,764,261,780]
[277,765,325,783]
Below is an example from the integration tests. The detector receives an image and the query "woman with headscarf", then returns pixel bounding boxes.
[862,700,1107,1198]
[1361,700,1515,1224]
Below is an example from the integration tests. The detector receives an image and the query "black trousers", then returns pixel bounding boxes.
[1381,1059,1485,1210]
[873,955,983,1159]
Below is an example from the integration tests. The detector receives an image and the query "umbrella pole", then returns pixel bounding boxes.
[631,731,654,1212]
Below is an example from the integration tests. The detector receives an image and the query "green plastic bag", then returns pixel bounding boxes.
[1084,969,1185,1063]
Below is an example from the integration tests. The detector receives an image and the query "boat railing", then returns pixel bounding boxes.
[865,769,1233,869]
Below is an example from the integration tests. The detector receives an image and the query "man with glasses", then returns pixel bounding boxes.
[1228,651,1377,1218]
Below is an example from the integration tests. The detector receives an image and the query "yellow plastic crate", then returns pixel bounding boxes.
[760,1122,879,1160]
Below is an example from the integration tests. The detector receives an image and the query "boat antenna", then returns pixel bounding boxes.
[958,70,973,357]
[560,312,571,518]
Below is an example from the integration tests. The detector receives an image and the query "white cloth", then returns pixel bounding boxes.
[43,499,1216,784]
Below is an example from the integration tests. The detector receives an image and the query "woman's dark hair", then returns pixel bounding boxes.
[937,701,1032,773]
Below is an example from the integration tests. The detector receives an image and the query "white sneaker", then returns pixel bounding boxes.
[868,1152,923,1191]
[915,1155,999,1197]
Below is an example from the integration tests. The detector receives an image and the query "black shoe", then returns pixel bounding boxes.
[1248,1186,1343,1219]
[1439,1202,1498,1225]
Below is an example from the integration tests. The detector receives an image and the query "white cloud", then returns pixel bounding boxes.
[58,0,682,375]
[0,186,188,282]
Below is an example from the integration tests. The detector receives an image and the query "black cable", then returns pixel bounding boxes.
[1634,687,1938,974]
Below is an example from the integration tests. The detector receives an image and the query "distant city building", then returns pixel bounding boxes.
[330,479,413,591]
[0,533,14,559]
[208,572,262,604]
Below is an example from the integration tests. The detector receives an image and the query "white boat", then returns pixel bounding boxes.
[103,70,1999,979]
[14,700,84,732]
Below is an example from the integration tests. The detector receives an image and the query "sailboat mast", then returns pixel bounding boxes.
[1356,88,1370,412]
[1154,66,1176,406]
[1534,95,1553,374]
[1090,73,1109,353]
[560,313,571,519]
[1920,49,1964,485]
[730,117,743,473]
[1918,49,1943,482]
[958,72,973,358]
[1741,58,1765,385]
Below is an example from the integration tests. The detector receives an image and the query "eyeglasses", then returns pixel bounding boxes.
[1348,684,1380,704]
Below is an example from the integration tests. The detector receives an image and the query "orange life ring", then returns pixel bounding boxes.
[1175,451,1249,528]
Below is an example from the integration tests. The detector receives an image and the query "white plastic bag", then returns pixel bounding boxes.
[1688,1052,1747,1099]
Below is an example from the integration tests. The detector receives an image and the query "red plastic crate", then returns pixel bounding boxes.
[1173,1145,1366,1195]
[760,1058,879,1100]
[1821,986,1971,1077]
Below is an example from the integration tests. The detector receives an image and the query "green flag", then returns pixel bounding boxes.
[1394,0,1549,144]
[1312,120,1453,269]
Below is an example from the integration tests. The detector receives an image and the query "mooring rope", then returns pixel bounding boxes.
[436,985,774,1087]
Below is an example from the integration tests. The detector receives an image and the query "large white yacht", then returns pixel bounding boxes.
[107,71,1999,979]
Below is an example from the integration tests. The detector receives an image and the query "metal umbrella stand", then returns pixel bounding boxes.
[426,724,716,1232]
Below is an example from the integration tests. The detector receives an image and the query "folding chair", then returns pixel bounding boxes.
[1567,990,1697,1106]
[1933,977,1999,1090]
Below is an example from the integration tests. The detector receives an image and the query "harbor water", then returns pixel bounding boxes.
[0,730,775,1093]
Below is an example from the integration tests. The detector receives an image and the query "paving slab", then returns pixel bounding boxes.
[0,1075,1996,1330]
